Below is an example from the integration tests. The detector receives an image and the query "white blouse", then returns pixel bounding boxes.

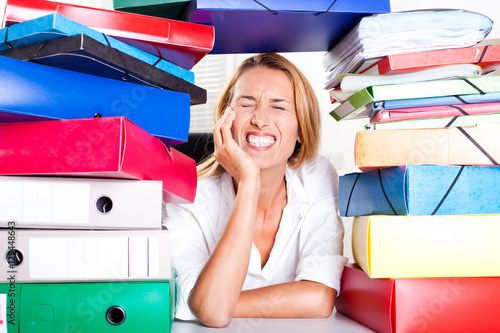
[163,155,348,321]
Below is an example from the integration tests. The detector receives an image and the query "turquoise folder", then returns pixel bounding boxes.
[0,13,194,84]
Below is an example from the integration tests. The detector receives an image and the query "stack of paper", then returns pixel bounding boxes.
[0,3,214,331]
[323,9,493,89]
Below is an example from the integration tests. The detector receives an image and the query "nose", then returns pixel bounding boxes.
[250,106,270,128]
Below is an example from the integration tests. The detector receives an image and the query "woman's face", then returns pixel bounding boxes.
[229,66,299,172]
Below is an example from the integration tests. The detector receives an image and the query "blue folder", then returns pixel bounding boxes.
[339,164,500,216]
[186,0,390,53]
[0,55,190,145]
[373,91,500,111]
[0,13,194,84]
[0,33,206,105]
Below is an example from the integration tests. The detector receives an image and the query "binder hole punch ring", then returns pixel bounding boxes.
[106,306,126,325]
[95,196,113,214]
[4,248,24,268]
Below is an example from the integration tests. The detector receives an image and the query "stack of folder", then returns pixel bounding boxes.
[330,25,500,333]
[112,0,391,54]
[0,1,214,332]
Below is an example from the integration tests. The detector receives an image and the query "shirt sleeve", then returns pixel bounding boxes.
[162,201,210,321]
[294,157,349,294]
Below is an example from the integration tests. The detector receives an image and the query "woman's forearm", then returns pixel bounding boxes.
[233,280,336,319]
[188,177,261,327]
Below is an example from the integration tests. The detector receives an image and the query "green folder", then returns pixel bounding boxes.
[366,112,500,130]
[1,278,175,332]
[331,75,500,121]
[113,0,191,20]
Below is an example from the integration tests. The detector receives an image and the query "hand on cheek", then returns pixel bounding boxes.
[213,108,259,183]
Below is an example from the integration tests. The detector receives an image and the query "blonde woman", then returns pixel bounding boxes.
[164,53,347,327]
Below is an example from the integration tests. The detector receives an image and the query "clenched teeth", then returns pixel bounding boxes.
[247,135,275,147]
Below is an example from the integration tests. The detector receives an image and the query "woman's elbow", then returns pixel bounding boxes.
[310,286,336,318]
[188,298,233,328]
[196,311,232,328]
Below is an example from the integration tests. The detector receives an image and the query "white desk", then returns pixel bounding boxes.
[172,310,375,333]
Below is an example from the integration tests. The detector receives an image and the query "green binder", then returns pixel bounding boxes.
[113,0,191,20]
[0,278,175,332]
[331,75,500,121]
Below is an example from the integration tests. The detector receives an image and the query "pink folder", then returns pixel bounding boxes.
[371,102,500,122]
[0,117,197,203]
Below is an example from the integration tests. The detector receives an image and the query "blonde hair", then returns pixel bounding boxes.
[197,53,321,179]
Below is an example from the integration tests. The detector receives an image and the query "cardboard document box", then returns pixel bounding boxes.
[336,264,500,333]
[2,0,214,69]
[0,176,163,229]
[0,13,194,83]
[340,164,500,216]
[0,229,171,282]
[355,126,500,169]
[186,0,390,54]
[0,55,190,146]
[0,34,206,105]
[0,117,197,204]
[0,279,175,333]
[352,215,500,278]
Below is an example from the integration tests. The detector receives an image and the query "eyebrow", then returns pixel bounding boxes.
[237,95,290,103]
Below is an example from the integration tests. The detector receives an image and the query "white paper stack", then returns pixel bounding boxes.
[323,9,493,89]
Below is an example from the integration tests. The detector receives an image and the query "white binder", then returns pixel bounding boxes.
[1,228,171,282]
[0,176,163,229]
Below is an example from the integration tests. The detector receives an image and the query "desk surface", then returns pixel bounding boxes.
[172,310,375,333]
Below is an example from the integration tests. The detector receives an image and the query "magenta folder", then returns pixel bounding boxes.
[371,102,500,123]
[0,117,197,203]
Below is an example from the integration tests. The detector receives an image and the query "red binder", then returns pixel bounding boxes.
[2,0,215,69]
[336,264,500,333]
[363,44,500,75]
[0,117,197,203]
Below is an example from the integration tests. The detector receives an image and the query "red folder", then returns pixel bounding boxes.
[363,44,500,75]
[371,102,500,122]
[0,117,197,203]
[336,264,500,333]
[2,0,215,69]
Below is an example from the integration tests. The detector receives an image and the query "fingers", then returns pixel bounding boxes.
[213,108,235,151]
[213,108,233,149]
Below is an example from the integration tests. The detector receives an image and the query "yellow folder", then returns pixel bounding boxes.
[353,215,500,278]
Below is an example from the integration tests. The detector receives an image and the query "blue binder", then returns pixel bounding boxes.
[0,33,206,105]
[339,164,500,216]
[0,13,194,84]
[186,0,390,54]
[0,55,190,145]
[373,91,500,111]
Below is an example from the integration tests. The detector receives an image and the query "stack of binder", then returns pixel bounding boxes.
[0,2,214,332]
[329,32,500,333]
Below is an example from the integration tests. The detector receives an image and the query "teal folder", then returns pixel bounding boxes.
[0,278,175,332]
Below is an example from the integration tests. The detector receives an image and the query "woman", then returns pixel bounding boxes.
[164,53,347,327]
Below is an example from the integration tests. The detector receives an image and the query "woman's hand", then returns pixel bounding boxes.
[213,108,260,184]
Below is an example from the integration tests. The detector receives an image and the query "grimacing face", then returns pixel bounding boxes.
[229,66,300,173]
